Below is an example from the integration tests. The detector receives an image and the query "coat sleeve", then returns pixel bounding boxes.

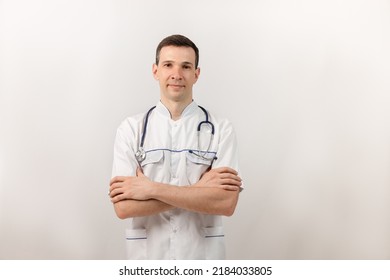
[212,119,244,190]
[111,119,139,178]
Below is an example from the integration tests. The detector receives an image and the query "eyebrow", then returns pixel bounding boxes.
[161,60,194,66]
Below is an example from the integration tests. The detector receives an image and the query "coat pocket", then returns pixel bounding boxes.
[141,150,164,166]
[125,229,147,260]
[204,226,226,260]
[140,150,164,179]
[186,152,213,184]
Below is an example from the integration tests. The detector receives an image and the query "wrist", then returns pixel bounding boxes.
[149,181,163,200]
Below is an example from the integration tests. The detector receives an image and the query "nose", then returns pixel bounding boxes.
[170,66,183,80]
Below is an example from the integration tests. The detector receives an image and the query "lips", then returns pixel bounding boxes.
[168,84,185,89]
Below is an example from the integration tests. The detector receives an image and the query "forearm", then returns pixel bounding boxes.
[150,183,239,216]
[113,199,174,219]
[110,167,241,217]
[113,183,238,218]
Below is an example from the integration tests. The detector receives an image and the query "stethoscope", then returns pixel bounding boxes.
[135,105,216,163]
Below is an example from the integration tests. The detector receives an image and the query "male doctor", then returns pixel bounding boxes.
[109,34,242,259]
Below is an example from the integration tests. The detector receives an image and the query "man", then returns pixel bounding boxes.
[109,34,242,260]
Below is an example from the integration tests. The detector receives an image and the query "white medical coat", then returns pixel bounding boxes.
[112,101,241,259]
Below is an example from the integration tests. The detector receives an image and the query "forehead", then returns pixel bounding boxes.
[159,46,196,64]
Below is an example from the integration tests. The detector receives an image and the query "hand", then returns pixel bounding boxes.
[109,168,153,203]
[195,167,242,191]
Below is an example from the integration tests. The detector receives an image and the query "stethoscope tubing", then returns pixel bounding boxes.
[197,105,215,134]
[140,105,156,148]
[136,105,215,163]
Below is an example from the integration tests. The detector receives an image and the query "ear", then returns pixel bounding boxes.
[194,67,200,82]
[152,63,159,80]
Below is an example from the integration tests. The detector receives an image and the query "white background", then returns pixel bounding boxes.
[1,0,390,259]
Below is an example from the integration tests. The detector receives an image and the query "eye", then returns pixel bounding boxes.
[163,63,172,68]
[183,65,192,70]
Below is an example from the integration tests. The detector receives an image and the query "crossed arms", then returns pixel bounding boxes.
[109,167,242,219]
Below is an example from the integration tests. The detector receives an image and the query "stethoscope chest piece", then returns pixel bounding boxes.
[135,147,146,162]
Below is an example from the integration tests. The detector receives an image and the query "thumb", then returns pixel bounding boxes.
[136,167,144,177]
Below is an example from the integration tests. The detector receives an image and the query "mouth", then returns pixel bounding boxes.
[168,84,185,89]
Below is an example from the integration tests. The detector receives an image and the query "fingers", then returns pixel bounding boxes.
[109,178,128,199]
[221,172,242,182]
[111,193,127,203]
[110,176,126,186]
[110,174,140,186]
[109,181,123,192]
[223,178,242,187]
[213,167,238,175]
[109,173,147,202]
[198,166,242,190]
[217,171,242,187]
[109,189,122,200]
[221,185,240,191]
[109,175,134,198]
[208,167,240,180]
[109,183,123,198]
[217,171,242,189]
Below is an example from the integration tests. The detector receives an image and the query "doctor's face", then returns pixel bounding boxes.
[153,46,200,104]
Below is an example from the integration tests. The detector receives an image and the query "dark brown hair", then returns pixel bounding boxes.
[155,34,199,68]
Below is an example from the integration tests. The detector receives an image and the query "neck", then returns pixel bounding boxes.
[160,98,193,121]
